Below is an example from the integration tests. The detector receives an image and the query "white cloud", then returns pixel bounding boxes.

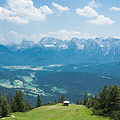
[10,30,26,38]
[9,30,49,43]
[76,4,114,25]
[110,7,120,11]
[87,15,114,25]
[7,0,46,21]
[52,3,69,12]
[7,16,29,24]
[0,34,7,45]
[0,7,29,24]
[0,0,53,24]
[76,6,98,17]
[40,5,53,14]
[88,0,101,8]
[57,30,80,35]
[9,30,81,42]
[49,30,94,40]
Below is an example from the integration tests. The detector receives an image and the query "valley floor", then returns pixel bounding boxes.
[1,104,109,120]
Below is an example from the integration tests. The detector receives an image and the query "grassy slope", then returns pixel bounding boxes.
[3,104,109,120]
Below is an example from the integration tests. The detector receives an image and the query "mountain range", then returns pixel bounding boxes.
[1,37,120,65]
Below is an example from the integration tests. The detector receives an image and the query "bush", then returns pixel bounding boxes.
[110,111,120,120]
[92,109,105,116]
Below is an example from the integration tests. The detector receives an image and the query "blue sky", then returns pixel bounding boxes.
[0,0,120,44]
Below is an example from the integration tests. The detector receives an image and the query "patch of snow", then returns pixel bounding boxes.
[114,50,115,55]
[44,45,55,47]
[98,75,111,79]
[77,44,84,50]
[106,51,109,55]
[59,44,68,49]
[46,64,63,67]
[73,67,79,69]
[84,65,89,67]
[32,67,43,71]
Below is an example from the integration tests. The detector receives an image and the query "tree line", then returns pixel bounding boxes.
[0,90,66,118]
[2,84,120,119]
[77,84,120,120]
[0,90,32,118]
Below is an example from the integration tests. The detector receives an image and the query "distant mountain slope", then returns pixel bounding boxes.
[0,44,17,65]
[36,71,120,102]
[7,39,36,51]
[1,37,120,65]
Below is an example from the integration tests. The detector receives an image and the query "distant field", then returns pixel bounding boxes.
[2,104,109,120]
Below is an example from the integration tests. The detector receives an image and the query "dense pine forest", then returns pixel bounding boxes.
[78,84,120,120]
[0,90,32,117]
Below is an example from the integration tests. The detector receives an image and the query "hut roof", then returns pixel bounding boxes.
[63,101,70,104]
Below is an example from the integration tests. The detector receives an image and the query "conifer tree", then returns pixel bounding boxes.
[13,90,26,112]
[10,97,14,113]
[18,90,26,112]
[61,95,65,103]
[36,94,41,107]
[54,97,57,104]
[25,100,32,111]
[87,95,95,108]
[0,92,2,103]
[95,93,98,100]
[107,85,120,112]
[84,92,88,105]
[90,95,94,100]
[91,84,120,119]
[76,100,82,105]
[99,84,108,110]
[58,96,61,103]
[1,94,10,117]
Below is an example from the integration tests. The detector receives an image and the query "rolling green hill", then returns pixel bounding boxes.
[2,104,109,120]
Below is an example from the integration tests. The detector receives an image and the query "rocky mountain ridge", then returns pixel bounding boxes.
[0,37,120,65]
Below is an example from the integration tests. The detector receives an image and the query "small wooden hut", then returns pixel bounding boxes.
[63,101,70,106]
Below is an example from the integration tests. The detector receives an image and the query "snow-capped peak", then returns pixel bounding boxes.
[20,39,36,49]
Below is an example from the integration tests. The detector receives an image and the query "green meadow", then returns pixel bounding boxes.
[2,104,109,120]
